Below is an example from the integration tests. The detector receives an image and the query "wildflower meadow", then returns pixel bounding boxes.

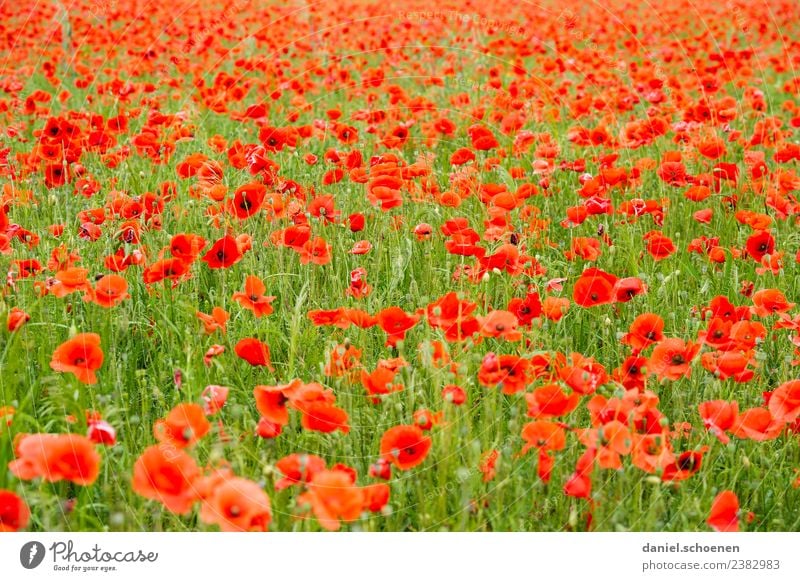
[0,0,800,535]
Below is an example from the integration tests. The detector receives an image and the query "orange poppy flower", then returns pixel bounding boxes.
[200,476,272,532]
[707,490,739,532]
[85,274,129,308]
[132,444,200,514]
[0,489,30,532]
[50,333,104,384]
[9,433,101,486]
[300,402,350,434]
[196,306,229,334]
[520,420,567,455]
[50,267,91,298]
[232,275,276,317]
[648,338,701,381]
[768,380,800,423]
[731,407,783,441]
[380,424,432,470]
[577,420,633,470]
[275,453,326,490]
[477,310,522,341]
[154,403,211,448]
[142,258,190,285]
[542,296,570,321]
[525,383,581,418]
[751,289,795,317]
[621,313,664,353]
[698,400,739,444]
[254,381,300,426]
[297,469,364,531]
[558,352,608,395]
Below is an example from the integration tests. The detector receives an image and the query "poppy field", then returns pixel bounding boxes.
[0,0,800,534]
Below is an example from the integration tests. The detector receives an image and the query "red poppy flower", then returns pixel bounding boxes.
[196,307,229,334]
[376,307,421,347]
[143,258,190,285]
[442,384,467,405]
[9,433,101,486]
[745,230,775,262]
[85,274,129,308]
[7,307,30,332]
[297,469,364,531]
[520,420,567,455]
[132,445,200,514]
[751,289,795,317]
[768,380,800,422]
[274,453,326,490]
[731,407,783,441]
[661,448,706,481]
[300,402,350,434]
[559,353,608,395]
[254,381,299,426]
[573,268,617,307]
[232,275,276,317]
[0,489,30,532]
[235,338,275,370]
[643,231,676,260]
[478,352,531,394]
[621,313,664,353]
[200,476,272,532]
[229,182,266,219]
[169,233,207,262]
[525,383,581,418]
[202,235,243,269]
[707,491,739,532]
[648,339,701,381]
[50,333,104,384]
[154,403,211,448]
[477,310,522,341]
[699,400,739,444]
[380,424,432,470]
